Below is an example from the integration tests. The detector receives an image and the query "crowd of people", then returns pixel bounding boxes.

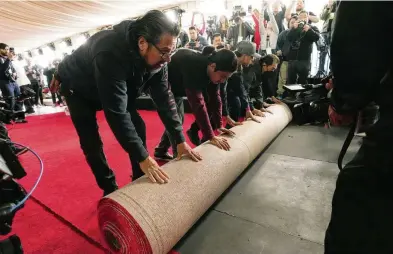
[0,45,66,122]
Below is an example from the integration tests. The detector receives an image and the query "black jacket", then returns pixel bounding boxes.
[331,1,393,145]
[276,29,291,60]
[0,57,16,82]
[226,68,252,112]
[57,20,185,162]
[287,25,320,61]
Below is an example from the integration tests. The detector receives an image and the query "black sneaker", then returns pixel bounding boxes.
[14,119,28,124]
[154,152,173,161]
[186,129,201,146]
[25,108,35,114]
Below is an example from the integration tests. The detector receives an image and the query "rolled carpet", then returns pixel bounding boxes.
[98,104,292,254]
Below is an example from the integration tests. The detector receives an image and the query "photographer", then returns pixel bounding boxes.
[25,60,44,107]
[276,16,298,97]
[287,11,319,85]
[325,2,393,253]
[186,26,208,52]
[317,0,337,76]
[227,16,255,50]
[44,60,63,106]
[11,50,35,114]
[0,44,23,116]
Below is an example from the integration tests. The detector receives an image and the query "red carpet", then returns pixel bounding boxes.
[8,110,194,253]
[1,200,103,254]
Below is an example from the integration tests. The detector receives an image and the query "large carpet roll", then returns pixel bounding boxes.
[98,104,292,254]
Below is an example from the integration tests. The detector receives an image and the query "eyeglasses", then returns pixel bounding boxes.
[151,43,171,62]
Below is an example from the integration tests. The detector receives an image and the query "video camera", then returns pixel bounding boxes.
[231,5,247,21]
[298,20,306,29]
[0,138,28,254]
[282,83,330,125]
[0,86,35,124]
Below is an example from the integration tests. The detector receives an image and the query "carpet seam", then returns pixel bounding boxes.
[30,195,109,253]
[213,209,324,247]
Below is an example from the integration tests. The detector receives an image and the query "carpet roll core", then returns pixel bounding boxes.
[98,104,292,254]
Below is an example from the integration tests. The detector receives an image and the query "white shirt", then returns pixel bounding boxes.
[12,61,30,87]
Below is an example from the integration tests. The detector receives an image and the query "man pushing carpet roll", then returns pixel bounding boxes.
[52,10,201,197]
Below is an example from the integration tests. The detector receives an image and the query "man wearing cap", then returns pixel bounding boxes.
[154,48,238,161]
[225,41,266,125]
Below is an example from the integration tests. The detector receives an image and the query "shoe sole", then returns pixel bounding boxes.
[154,156,173,162]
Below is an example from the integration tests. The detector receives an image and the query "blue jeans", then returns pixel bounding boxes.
[0,81,22,111]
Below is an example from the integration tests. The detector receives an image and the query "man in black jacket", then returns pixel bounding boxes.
[286,11,319,85]
[276,16,298,96]
[55,10,200,196]
[325,2,393,254]
[0,44,20,113]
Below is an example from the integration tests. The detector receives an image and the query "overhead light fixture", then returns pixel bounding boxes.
[64,38,72,47]
[48,43,56,51]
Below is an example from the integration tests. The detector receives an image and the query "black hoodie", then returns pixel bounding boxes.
[57,20,185,162]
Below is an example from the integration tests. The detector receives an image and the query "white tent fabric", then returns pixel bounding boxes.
[0,1,187,51]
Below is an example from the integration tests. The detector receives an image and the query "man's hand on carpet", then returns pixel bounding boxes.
[176,142,202,161]
[139,156,169,184]
[210,136,231,151]
[271,96,284,105]
[252,109,265,117]
[246,111,261,123]
[261,107,273,114]
[224,116,243,127]
[218,127,235,137]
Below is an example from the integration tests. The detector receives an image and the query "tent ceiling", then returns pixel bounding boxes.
[0,1,187,51]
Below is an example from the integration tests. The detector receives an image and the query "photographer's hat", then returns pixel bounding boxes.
[236,41,261,58]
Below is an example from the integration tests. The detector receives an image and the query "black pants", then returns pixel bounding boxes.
[227,92,247,122]
[20,85,34,112]
[325,141,393,254]
[51,91,63,104]
[0,81,23,111]
[318,33,331,73]
[66,93,145,192]
[156,97,184,157]
[32,82,43,105]
[189,114,220,142]
[287,60,310,85]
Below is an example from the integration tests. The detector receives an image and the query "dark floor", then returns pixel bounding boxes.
[176,125,361,254]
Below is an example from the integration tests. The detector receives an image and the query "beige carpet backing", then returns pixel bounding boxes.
[98,104,293,254]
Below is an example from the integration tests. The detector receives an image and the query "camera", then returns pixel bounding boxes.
[188,40,197,48]
[298,20,306,29]
[231,5,247,21]
[282,83,330,125]
[0,138,28,254]
[0,86,35,124]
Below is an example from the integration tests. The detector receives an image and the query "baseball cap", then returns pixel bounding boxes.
[236,41,261,58]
